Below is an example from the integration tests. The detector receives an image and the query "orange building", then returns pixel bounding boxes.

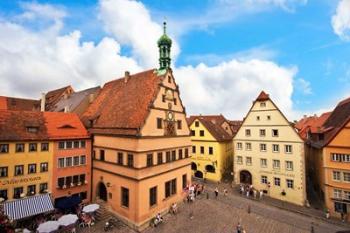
[299,97,350,220]
[82,23,191,230]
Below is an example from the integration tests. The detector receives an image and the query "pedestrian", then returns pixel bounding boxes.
[214,187,219,198]
[259,190,263,199]
[253,189,257,199]
[236,222,242,233]
[246,189,249,198]
[325,209,330,219]
[341,212,345,222]
[224,188,228,196]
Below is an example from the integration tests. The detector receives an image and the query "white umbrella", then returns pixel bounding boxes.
[58,214,78,226]
[83,204,100,213]
[37,221,60,233]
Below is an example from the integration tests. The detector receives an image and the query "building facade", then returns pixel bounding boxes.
[187,115,238,182]
[233,91,306,206]
[82,23,191,230]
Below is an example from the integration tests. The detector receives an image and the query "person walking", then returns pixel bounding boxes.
[214,187,219,198]
[259,190,263,199]
[236,222,242,233]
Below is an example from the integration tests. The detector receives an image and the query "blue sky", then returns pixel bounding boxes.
[0,0,349,120]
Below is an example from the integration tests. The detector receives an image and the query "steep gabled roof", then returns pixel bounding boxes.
[45,85,74,111]
[295,112,331,140]
[228,120,243,135]
[187,115,234,142]
[256,91,270,101]
[82,69,165,136]
[0,96,40,111]
[0,110,88,141]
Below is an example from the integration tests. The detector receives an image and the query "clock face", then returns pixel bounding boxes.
[165,89,173,100]
[167,112,174,120]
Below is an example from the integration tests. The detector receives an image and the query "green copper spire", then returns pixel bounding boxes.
[157,21,172,70]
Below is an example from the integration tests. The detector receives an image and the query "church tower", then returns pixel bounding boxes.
[157,22,172,70]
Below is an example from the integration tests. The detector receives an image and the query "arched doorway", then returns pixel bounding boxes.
[191,162,197,171]
[98,182,107,201]
[194,171,203,178]
[240,170,252,184]
[205,165,215,173]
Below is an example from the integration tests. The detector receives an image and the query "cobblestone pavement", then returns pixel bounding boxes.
[78,188,350,233]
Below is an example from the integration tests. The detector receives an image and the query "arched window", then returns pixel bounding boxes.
[205,165,215,173]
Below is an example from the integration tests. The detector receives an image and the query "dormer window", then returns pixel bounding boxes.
[27,127,38,133]
[195,121,199,127]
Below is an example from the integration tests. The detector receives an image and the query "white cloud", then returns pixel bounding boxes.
[294,78,312,95]
[332,0,350,41]
[0,0,303,122]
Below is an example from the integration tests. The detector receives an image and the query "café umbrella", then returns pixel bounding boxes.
[83,204,100,213]
[37,221,60,233]
[58,214,78,226]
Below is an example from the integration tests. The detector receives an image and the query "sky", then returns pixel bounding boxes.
[0,0,350,121]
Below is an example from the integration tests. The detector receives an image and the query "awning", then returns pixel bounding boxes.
[3,193,54,220]
[54,195,81,210]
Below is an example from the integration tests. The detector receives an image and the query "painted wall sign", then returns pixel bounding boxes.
[1,176,42,185]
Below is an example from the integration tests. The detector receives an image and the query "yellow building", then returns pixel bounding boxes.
[233,91,306,206]
[187,115,240,182]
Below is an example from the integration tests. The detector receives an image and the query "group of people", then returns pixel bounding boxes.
[239,184,264,199]
[185,183,204,202]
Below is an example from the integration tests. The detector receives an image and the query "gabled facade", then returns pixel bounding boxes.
[233,91,306,206]
[187,115,237,182]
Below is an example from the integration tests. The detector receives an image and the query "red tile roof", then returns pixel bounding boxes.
[45,86,74,111]
[82,69,164,135]
[0,96,40,111]
[187,115,234,141]
[0,110,88,141]
[228,120,243,135]
[295,112,331,140]
[256,91,270,101]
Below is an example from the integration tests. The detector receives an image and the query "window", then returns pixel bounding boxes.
[177,120,182,129]
[29,143,37,152]
[246,157,252,166]
[274,177,281,186]
[127,154,133,167]
[58,141,65,149]
[179,149,183,159]
[334,189,342,199]
[260,129,266,137]
[209,147,213,155]
[162,95,166,102]
[39,183,48,193]
[100,150,105,161]
[267,115,271,120]
[272,144,279,152]
[80,155,86,165]
[79,174,86,183]
[182,174,187,189]
[14,165,24,176]
[166,151,171,162]
[174,98,177,105]
[200,130,205,137]
[80,140,86,148]
[41,143,49,151]
[257,116,260,121]
[58,158,65,168]
[191,130,195,136]
[285,145,292,153]
[272,129,279,137]
[66,157,72,167]
[343,154,350,162]
[171,150,176,161]
[157,152,163,164]
[73,175,79,185]
[147,154,153,167]
[66,141,72,149]
[237,156,243,164]
[246,143,252,151]
[331,153,350,162]
[149,186,157,207]
[261,176,268,184]
[260,144,267,152]
[165,179,177,198]
[185,148,189,158]
[0,144,9,153]
[58,178,65,188]
[195,121,199,127]
[27,185,36,195]
[333,171,341,181]
[73,156,80,166]
[13,187,23,199]
[260,102,266,107]
[236,143,242,150]
[121,187,129,208]
[27,127,38,133]
[157,118,163,129]
[260,159,267,168]
[286,179,294,189]
[15,143,25,153]
[0,189,8,200]
[344,173,350,182]
[117,153,123,165]
[245,129,251,136]
[273,160,280,169]
[168,76,172,83]
[28,164,36,174]
[344,191,350,201]
[40,163,48,172]
[74,141,80,148]
[65,176,72,186]
[0,167,8,177]
[200,146,204,154]
[286,161,293,171]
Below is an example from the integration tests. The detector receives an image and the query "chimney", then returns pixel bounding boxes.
[303,115,307,119]
[64,106,69,113]
[124,71,130,83]
[40,93,46,112]
[89,93,94,103]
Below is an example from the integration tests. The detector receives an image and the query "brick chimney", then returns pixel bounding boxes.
[40,93,46,112]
